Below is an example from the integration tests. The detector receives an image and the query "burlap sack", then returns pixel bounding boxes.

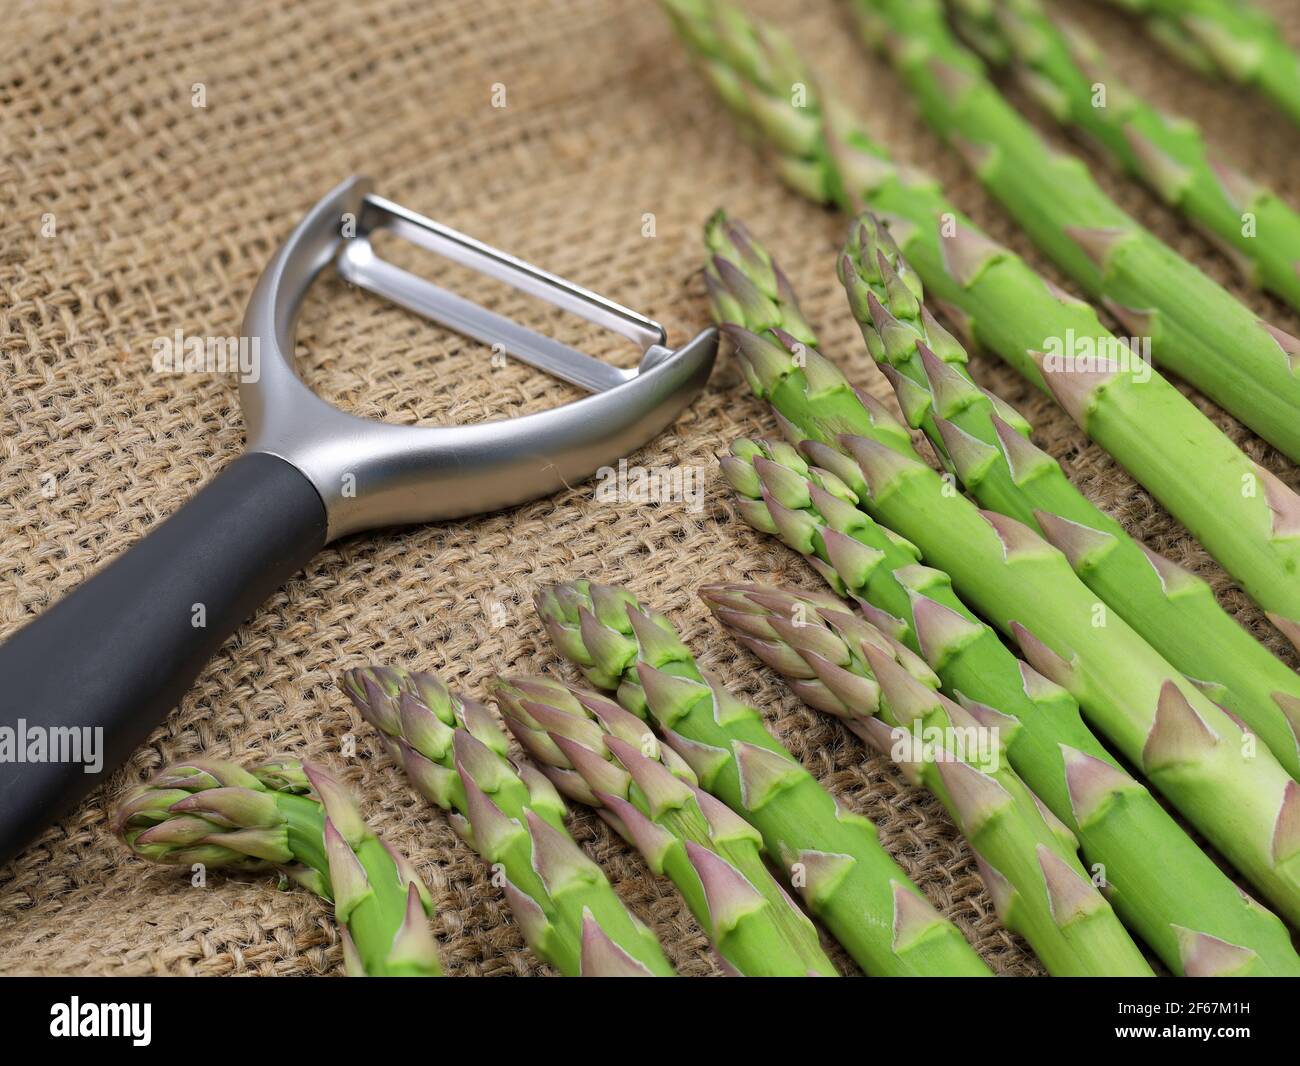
[1,0,1296,976]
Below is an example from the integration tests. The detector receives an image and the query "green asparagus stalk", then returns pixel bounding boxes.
[949,0,1300,312]
[666,0,1300,657]
[344,666,674,976]
[700,582,1153,976]
[1098,0,1300,128]
[536,581,994,976]
[492,675,839,976]
[114,758,443,977]
[715,305,1300,924]
[719,433,1300,975]
[825,211,1300,778]
[851,0,1300,462]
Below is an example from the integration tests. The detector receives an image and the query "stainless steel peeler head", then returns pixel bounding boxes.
[240,176,718,540]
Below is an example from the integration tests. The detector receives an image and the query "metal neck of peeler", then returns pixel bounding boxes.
[239,177,716,541]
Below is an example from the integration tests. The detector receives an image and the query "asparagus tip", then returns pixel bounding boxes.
[860,641,936,726]
[303,762,368,848]
[603,733,694,817]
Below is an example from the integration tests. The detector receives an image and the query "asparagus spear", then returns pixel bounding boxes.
[821,211,1300,778]
[699,583,1153,976]
[492,675,840,976]
[719,431,1300,974]
[535,581,994,976]
[1098,0,1300,129]
[850,0,1300,462]
[949,0,1300,312]
[344,666,674,976]
[665,0,1300,657]
[114,758,443,977]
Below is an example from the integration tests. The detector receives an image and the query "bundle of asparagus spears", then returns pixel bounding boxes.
[664,0,1300,975]
[703,209,1300,975]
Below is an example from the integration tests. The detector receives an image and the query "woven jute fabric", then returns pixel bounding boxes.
[2,0,1298,977]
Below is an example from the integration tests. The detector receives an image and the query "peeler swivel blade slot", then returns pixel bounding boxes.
[337,193,668,394]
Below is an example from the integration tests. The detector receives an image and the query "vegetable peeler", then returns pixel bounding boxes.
[0,176,717,865]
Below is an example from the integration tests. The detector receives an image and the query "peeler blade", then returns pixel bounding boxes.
[338,193,666,393]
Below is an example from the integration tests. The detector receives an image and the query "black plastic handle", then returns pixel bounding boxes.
[0,452,329,866]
